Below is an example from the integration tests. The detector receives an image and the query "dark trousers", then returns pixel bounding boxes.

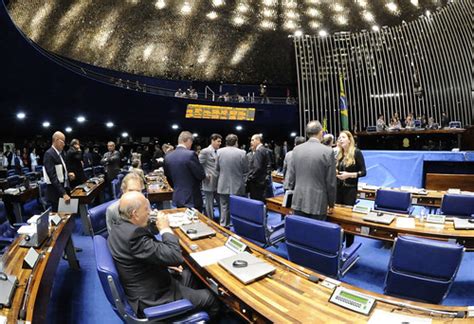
[293,209,327,221]
[175,269,220,320]
[247,182,266,202]
[336,184,358,247]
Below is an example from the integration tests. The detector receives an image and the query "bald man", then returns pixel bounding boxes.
[43,131,71,212]
[108,191,219,319]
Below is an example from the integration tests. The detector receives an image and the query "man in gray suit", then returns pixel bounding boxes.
[287,120,336,220]
[216,134,249,227]
[198,133,222,220]
[282,136,305,190]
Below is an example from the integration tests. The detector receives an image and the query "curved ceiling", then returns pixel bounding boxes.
[7,0,448,84]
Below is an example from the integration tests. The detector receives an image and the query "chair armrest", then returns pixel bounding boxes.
[0,237,15,247]
[13,223,28,228]
[143,299,194,321]
[342,243,361,262]
[269,221,285,233]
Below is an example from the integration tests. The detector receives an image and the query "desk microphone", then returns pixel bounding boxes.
[265,254,319,283]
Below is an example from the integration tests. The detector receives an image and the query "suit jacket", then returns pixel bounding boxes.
[108,220,184,315]
[287,138,336,216]
[164,147,206,209]
[282,150,294,190]
[43,147,68,204]
[66,147,86,188]
[247,146,272,187]
[198,145,219,192]
[101,150,121,181]
[216,146,248,195]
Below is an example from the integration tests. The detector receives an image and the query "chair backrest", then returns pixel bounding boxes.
[6,175,21,188]
[229,195,267,245]
[374,189,412,214]
[439,194,474,217]
[285,215,343,278]
[272,182,284,197]
[35,165,43,173]
[24,172,38,182]
[6,169,16,177]
[384,235,464,304]
[111,179,121,200]
[117,173,125,186]
[0,202,6,224]
[93,236,137,321]
[84,167,94,179]
[89,200,117,236]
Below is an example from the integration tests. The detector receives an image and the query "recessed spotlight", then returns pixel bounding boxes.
[154,0,166,10]
[212,0,224,7]
[318,29,328,37]
[65,127,72,133]
[171,124,179,130]
[106,122,114,128]
[235,125,243,131]
[362,11,374,22]
[207,11,218,19]
[16,112,26,120]
[290,132,297,137]
[372,25,380,32]
[42,121,50,128]
[76,116,86,123]
[386,2,398,12]
[121,132,129,138]
[294,30,303,37]
[425,10,431,17]
[192,133,198,137]
[233,16,245,26]
[180,2,191,15]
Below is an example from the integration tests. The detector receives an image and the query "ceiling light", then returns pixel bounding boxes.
[212,0,224,7]
[207,11,218,19]
[309,21,320,29]
[294,30,303,37]
[386,2,398,12]
[318,29,328,37]
[180,2,191,15]
[106,121,114,128]
[372,25,380,32]
[362,11,374,22]
[42,121,50,128]
[76,116,86,123]
[290,132,297,137]
[307,8,320,17]
[332,3,344,12]
[284,0,297,8]
[235,125,243,131]
[410,0,419,6]
[336,15,348,25]
[233,16,245,26]
[263,8,274,17]
[16,112,26,120]
[356,0,368,7]
[262,0,277,6]
[154,0,166,9]
[237,4,248,13]
[65,127,72,133]
[171,124,179,130]
[284,20,297,30]
[425,10,431,17]
[121,132,129,138]
[285,10,298,19]
[192,133,198,137]
[260,20,275,29]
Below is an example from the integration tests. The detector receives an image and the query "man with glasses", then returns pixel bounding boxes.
[43,131,71,212]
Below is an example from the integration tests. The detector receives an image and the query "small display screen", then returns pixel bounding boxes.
[340,291,368,305]
[186,104,256,121]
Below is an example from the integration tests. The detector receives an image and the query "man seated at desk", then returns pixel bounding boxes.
[108,191,220,320]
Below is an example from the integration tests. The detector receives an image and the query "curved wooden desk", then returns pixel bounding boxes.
[266,196,474,251]
[0,214,78,323]
[146,176,173,203]
[357,188,445,208]
[71,179,106,235]
[165,209,468,323]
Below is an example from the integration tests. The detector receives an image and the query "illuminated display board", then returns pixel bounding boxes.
[186,104,255,121]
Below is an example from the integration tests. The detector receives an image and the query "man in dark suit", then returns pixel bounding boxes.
[108,191,219,319]
[101,141,121,196]
[164,131,206,210]
[66,138,86,188]
[287,120,337,220]
[43,131,71,212]
[246,134,272,202]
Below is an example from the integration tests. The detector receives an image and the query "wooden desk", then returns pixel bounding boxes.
[271,172,284,184]
[70,179,106,235]
[266,196,474,251]
[0,214,79,323]
[357,188,445,207]
[164,209,468,323]
[146,178,173,203]
[1,186,40,223]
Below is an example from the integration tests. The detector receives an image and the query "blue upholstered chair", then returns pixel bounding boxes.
[0,202,18,249]
[285,215,361,279]
[37,181,50,210]
[84,167,94,179]
[93,165,105,176]
[24,172,38,182]
[88,200,117,236]
[6,175,21,188]
[229,195,285,248]
[6,169,16,177]
[117,173,125,186]
[374,189,413,214]
[35,165,43,173]
[21,167,30,175]
[93,236,209,323]
[272,182,285,197]
[111,179,121,200]
[437,194,474,217]
[384,235,464,304]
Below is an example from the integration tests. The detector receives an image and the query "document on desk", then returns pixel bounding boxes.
[368,309,431,324]
[58,198,79,214]
[190,246,236,267]
[395,217,415,229]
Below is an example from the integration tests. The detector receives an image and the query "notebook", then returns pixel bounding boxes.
[179,221,216,240]
[453,218,474,230]
[363,211,395,225]
[218,252,276,284]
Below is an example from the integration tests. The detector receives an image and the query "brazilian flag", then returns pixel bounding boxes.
[339,74,349,130]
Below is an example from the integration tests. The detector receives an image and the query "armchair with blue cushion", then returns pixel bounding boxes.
[21,167,30,175]
[84,167,94,179]
[93,236,209,323]
[384,235,464,304]
[93,165,105,176]
[6,175,21,188]
[111,179,121,200]
[0,202,19,249]
[271,182,285,197]
[88,200,117,237]
[437,194,474,217]
[374,189,414,215]
[6,169,16,177]
[285,215,361,279]
[229,195,285,248]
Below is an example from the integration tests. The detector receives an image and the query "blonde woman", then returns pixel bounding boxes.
[336,131,366,246]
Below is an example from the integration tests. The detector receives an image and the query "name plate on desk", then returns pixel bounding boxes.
[23,247,40,269]
[50,214,63,226]
[352,205,370,214]
[426,214,446,224]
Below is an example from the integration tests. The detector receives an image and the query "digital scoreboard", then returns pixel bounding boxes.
[185,104,255,121]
